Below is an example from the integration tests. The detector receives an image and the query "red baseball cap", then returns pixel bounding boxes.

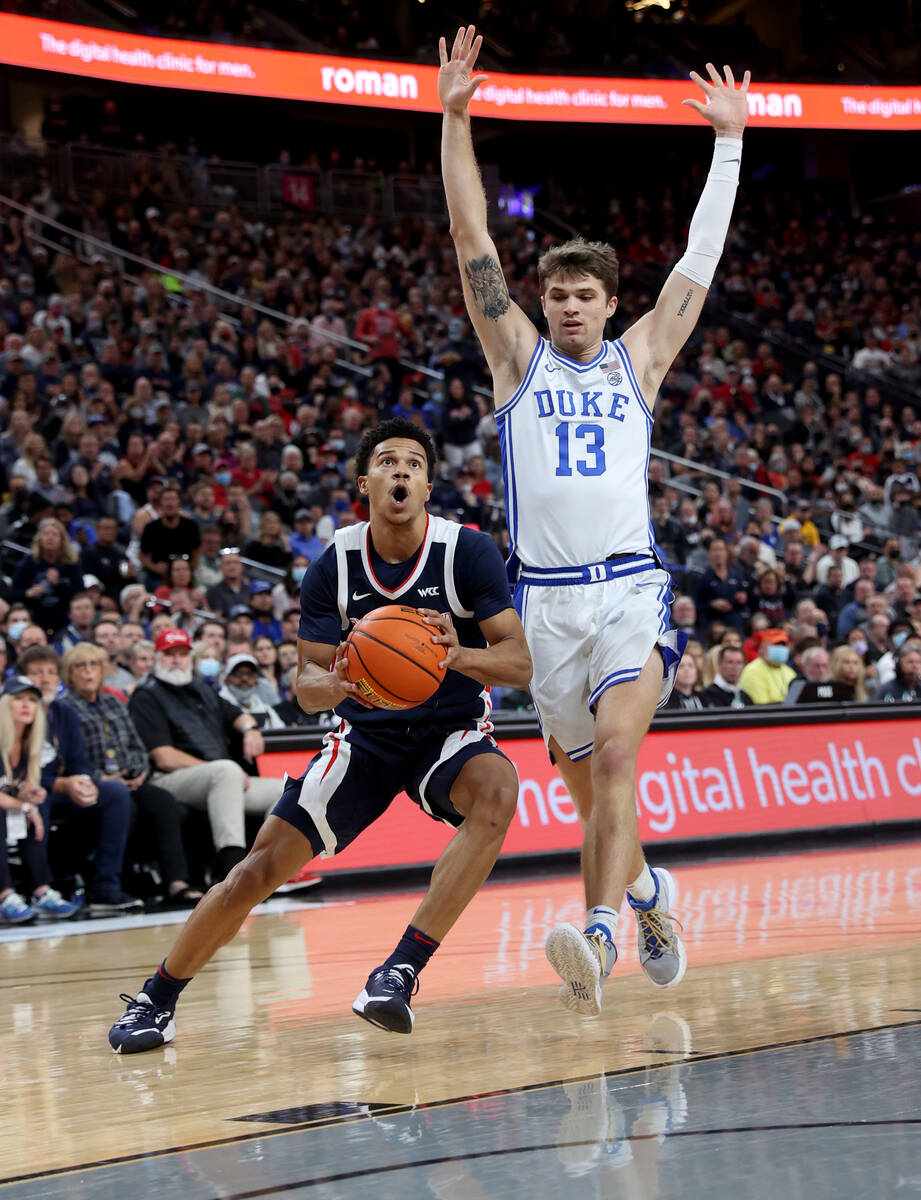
[155,628,192,653]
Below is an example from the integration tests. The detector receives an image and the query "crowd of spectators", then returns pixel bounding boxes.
[2,118,921,920]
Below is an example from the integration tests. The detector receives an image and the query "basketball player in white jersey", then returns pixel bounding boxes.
[439,26,749,1015]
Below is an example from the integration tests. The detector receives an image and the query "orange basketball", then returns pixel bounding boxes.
[344,605,445,710]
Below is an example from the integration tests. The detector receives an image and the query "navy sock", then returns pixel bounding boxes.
[379,924,440,976]
[142,960,191,1010]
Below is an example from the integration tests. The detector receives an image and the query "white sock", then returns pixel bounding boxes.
[585,905,619,942]
[627,864,657,905]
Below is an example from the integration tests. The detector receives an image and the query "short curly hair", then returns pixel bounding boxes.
[354,419,437,483]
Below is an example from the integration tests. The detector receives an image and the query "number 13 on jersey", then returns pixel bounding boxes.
[554,422,606,477]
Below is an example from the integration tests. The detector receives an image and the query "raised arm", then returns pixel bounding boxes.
[439,26,537,400]
[622,63,750,406]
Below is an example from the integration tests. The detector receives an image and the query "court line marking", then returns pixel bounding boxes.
[2,1016,919,1188]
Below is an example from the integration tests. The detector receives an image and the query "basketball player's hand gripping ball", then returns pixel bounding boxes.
[344,606,446,710]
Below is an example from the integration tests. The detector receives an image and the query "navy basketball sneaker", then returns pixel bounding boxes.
[353,965,419,1034]
[108,992,176,1054]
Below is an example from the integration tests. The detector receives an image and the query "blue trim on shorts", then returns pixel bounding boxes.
[569,745,594,762]
[588,667,643,709]
[562,738,595,762]
[519,557,656,587]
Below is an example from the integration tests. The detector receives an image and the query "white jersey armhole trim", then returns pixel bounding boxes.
[333,523,365,631]
[615,338,655,423]
[494,337,545,419]
[435,517,475,620]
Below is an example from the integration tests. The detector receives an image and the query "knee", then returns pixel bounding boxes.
[219,849,276,909]
[97,780,131,811]
[460,778,519,837]
[591,734,635,785]
[211,759,245,787]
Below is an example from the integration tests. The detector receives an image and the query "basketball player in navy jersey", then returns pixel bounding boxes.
[108,420,531,1050]
[440,26,749,1014]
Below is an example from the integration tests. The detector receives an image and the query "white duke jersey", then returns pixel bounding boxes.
[495,336,655,570]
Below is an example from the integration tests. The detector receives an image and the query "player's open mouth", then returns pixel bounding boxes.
[562,320,582,331]
[391,484,409,508]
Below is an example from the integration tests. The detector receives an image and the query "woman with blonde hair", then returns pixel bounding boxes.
[11,431,49,489]
[701,645,721,688]
[829,644,868,702]
[0,676,80,923]
[10,517,84,636]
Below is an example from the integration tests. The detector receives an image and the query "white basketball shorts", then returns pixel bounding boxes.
[515,559,684,762]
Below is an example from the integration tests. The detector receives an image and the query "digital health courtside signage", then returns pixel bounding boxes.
[259,719,921,875]
[3,13,921,130]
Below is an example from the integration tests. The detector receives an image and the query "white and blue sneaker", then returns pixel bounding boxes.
[546,924,617,1016]
[353,965,419,1034]
[0,891,37,924]
[628,868,687,988]
[108,992,176,1054]
[31,888,81,920]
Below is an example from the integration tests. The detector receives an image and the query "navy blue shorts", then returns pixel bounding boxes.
[272,722,511,858]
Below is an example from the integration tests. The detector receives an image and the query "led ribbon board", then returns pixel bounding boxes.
[3,13,921,129]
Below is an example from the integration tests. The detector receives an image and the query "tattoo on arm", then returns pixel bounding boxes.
[464,255,511,321]
[677,289,693,318]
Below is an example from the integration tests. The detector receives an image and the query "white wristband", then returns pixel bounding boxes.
[674,137,742,290]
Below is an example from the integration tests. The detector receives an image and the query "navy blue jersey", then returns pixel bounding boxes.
[298,515,512,736]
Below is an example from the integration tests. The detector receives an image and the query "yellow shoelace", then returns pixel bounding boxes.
[637,908,684,957]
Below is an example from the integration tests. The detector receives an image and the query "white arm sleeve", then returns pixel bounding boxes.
[674,137,742,289]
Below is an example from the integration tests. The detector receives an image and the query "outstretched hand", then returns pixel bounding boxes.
[438,25,488,115]
[683,63,751,138]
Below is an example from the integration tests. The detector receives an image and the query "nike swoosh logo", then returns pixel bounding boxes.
[352,591,372,601]
[724,157,740,163]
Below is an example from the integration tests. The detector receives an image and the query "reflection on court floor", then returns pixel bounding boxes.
[1,839,920,1198]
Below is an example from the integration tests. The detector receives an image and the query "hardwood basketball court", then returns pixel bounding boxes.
[2,837,920,1198]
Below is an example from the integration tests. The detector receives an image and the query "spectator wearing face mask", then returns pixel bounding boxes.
[272,556,308,621]
[874,623,918,688]
[739,628,796,704]
[218,654,285,731]
[129,629,285,881]
[353,290,403,379]
[192,642,224,688]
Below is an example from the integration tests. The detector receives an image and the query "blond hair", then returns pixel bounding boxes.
[829,644,868,702]
[60,641,108,689]
[701,645,721,688]
[538,238,620,300]
[0,692,46,787]
[31,517,78,565]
